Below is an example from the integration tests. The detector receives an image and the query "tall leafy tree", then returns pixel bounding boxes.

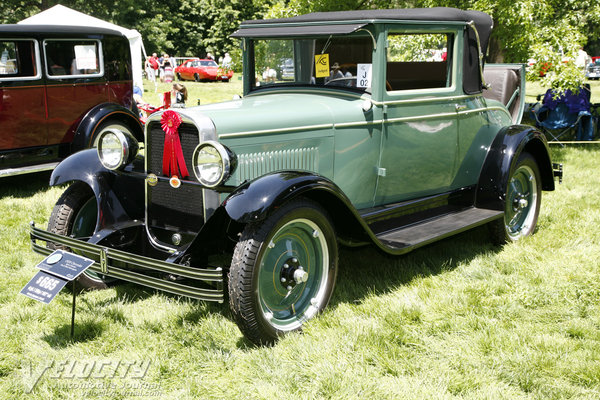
[266,0,600,92]
[0,0,272,61]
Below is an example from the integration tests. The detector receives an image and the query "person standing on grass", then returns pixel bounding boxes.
[162,54,174,83]
[147,53,159,91]
[172,83,188,108]
[223,52,232,69]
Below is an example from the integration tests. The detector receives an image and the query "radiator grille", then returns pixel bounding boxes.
[236,148,318,183]
[147,121,204,233]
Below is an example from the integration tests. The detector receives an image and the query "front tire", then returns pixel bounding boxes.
[47,182,114,290]
[194,73,200,82]
[489,152,542,244]
[228,198,338,345]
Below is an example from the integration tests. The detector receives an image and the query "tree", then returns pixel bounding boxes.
[0,0,273,63]
[266,0,600,93]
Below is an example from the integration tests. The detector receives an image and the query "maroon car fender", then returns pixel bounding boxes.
[71,103,143,153]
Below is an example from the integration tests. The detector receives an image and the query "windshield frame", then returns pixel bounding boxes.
[246,31,376,95]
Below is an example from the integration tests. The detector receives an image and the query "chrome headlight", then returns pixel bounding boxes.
[192,141,236,187]
[97,128,138,170]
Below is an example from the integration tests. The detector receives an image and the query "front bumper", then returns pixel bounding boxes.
[30,223,224,303]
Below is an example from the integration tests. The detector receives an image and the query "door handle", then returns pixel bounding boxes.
[455,104,467,112]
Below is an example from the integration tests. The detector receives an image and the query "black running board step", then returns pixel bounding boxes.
[376,207,503,251]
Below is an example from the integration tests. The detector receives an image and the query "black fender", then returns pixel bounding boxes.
[228,171,382,241]
[222,171,368,237]
[223,171,369,241]
[178,171,373,264]
[476,124,555,211]
[71,103,143,153]
[50,149,145,233]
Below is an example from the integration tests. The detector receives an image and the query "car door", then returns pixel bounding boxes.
[43,38,108,145]
[375,28,460,205]
[0,38,47,150]
[183,61,195,80]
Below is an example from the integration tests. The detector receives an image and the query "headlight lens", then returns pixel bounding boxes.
[97,128,138,170]
[192,141,236,187]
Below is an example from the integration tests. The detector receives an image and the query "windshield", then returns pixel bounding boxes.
[250,34,374,93]
[197,60,218,67]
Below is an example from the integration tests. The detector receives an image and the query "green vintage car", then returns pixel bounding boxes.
[31,8,562,344]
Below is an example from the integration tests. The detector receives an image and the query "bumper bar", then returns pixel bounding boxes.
[553,162,563,184]
[30,223,224,303]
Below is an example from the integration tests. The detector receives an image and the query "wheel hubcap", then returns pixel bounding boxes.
[258,218,329,331]
[505,165,537,239]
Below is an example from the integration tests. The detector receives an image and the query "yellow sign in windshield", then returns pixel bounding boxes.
[315,54,330,78]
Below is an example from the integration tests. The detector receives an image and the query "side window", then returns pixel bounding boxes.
[0,40,39,80]
[44,39,102,78]
[386,33,453,91]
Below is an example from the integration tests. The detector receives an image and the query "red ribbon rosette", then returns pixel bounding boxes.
[160,110,189,179]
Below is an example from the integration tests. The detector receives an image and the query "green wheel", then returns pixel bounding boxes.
[228,198,338,345]
[490,152,541,243]
[47,182,116,290]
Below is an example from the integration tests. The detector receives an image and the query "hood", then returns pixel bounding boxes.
[187,91,366,138]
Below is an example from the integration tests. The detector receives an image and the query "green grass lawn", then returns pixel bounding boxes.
[1,82,600,399]
[1,148,599,399]
[141,76,243,108]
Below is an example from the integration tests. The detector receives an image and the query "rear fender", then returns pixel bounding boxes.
[71,103,143,153]
[50,149,144,233]
[476,125,555,211]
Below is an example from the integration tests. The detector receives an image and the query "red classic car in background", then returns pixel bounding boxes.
[174,59,233,82]
[0,24,142,177]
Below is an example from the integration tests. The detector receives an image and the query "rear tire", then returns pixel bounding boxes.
[489,152,542,244]
[47,182,114,290]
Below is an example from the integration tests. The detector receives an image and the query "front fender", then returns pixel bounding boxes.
[476,124,554,211]
[177,171,372,265]
[50,149,144,232]
[72,103,143,152]
[222,171,352,223]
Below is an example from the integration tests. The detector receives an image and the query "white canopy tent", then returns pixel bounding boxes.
[19,4,147,89]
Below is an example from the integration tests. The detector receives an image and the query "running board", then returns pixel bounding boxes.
[376,207,503,252]
[0,162,59,178]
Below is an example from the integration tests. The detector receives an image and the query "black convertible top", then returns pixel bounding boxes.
[233,8,493,54]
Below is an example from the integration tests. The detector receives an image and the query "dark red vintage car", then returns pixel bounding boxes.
[0,25,143,177]
[174,59,233,82]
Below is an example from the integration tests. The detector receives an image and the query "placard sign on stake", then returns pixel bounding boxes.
[20,271,68,304]
[36,249,93,281]
[20,250,93,304]
[20,249,95,339]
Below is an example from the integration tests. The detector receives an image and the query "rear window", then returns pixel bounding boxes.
[0,40,40,80]
[386,33,453,91]
[44,39,103,78]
